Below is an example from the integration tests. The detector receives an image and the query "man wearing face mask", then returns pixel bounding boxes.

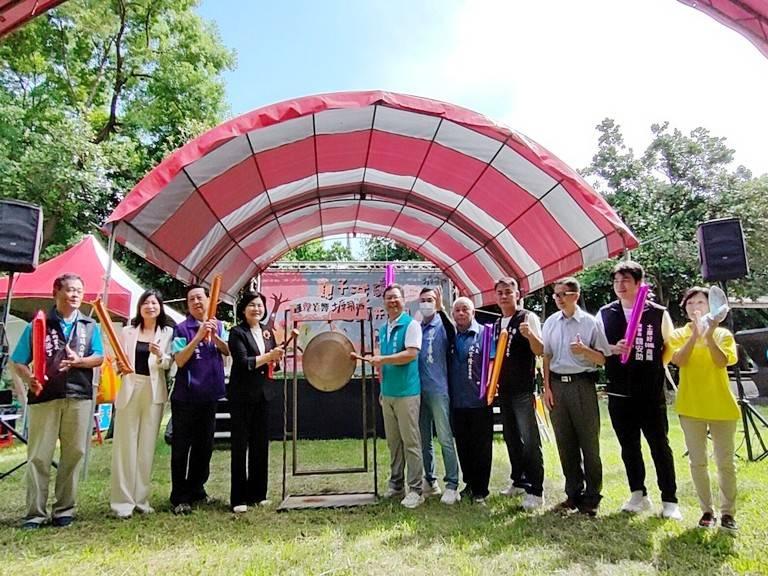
[417,286,460,505]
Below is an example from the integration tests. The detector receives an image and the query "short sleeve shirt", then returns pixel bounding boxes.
[11,314,104,365]
[542,306,611,373]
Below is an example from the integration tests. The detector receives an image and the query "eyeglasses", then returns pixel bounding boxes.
[552,291,577,300]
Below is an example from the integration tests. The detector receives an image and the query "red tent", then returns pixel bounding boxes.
[0,0,65,38]
[104,91,638,306]
[0,234,183,321]
[679,0,768,58]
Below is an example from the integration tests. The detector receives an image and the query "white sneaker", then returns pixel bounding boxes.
[422,480,442,497]
[400,491,425,509]
[440,488,460,505]
[257,499,271,507]
[232,505,248,514]
[473,496,487,506]
[500,482,526,497]
[661,501,683,521]
[621,490,652,513]
[383,487,405,499]
[522,493,545,511]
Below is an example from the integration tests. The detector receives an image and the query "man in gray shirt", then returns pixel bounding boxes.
[542,277,611,516]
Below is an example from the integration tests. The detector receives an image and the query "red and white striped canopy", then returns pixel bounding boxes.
[0,0,66,38]
[104,91,638,306]
[678,0,768,59]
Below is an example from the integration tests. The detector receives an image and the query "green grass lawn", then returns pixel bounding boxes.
[2,404,768,575]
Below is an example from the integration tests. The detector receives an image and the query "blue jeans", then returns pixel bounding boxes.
[419,392,459,490]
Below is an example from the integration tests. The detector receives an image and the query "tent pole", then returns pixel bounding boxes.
[83,229,117,481]
[102,230,116,303]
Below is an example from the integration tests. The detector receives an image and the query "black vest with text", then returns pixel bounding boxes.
[599,300,666,403]
[494,309,536,398]
[30,308,97,405]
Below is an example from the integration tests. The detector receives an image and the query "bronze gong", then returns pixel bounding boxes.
[302,331,356,392]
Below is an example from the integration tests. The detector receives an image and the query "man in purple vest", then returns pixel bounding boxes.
[170,284,229,515]
[596,261,681,520]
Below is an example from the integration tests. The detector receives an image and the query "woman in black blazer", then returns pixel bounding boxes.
[227,291,284,513]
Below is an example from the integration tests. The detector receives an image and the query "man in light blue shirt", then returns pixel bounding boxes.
[542,276,611,516]
[417,286,460,505]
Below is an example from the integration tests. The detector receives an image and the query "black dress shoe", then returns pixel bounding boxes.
[52,516,74,527]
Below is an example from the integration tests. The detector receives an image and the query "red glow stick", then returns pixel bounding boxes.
[32,310,46,385]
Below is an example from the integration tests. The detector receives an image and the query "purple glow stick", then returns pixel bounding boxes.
[620,283,649,364]
[384,264,395,287]
[479,324,492,399]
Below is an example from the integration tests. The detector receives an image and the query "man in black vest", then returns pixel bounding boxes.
[491,277,545,511]
[11,273,104,529]
[597,261,681,520]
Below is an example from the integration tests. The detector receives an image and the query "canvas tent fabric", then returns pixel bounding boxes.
[0,0,65,38]
[0,234,184,323]
[105,91,639,305]
[679,0,768,58]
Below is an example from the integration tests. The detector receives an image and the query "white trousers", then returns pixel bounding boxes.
[110,375,164,515]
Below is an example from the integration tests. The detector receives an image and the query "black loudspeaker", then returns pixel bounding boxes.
[697,218,749,282]
[0,200,43,273]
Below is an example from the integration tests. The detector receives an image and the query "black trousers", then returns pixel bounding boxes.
[170,400,217,506]
[452,406,494,498]
[500,391,545,496]
[608,395,678,503]
[230,398,270,507]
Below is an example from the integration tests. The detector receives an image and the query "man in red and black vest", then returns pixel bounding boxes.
[596,261,681,520]
[11,273,104,529]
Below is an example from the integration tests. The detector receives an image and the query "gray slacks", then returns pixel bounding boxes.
[549,375,602,507]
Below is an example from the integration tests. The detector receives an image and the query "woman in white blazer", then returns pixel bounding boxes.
[110,289,173,518]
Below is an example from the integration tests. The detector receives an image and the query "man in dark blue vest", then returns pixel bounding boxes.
[11,273,103,529]
[596,261,681,520]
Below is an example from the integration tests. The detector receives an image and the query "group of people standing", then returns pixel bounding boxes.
[359,261,740,533]
[11,261,741,535]
[12,277,283,527]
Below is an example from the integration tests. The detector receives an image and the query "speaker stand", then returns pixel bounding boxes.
[0,271,13,376]
[720,281,768,462]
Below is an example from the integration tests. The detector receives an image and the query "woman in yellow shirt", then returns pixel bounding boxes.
[666,286,739,533]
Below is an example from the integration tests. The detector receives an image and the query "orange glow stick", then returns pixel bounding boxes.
[486,328,508,405]
[92,298,133,374]
[206,274,222,342]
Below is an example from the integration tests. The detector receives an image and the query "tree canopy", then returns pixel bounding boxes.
[0,0,234,298]
[579,119,767,323]
[282,239,352,262]
[361,236,422,262]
